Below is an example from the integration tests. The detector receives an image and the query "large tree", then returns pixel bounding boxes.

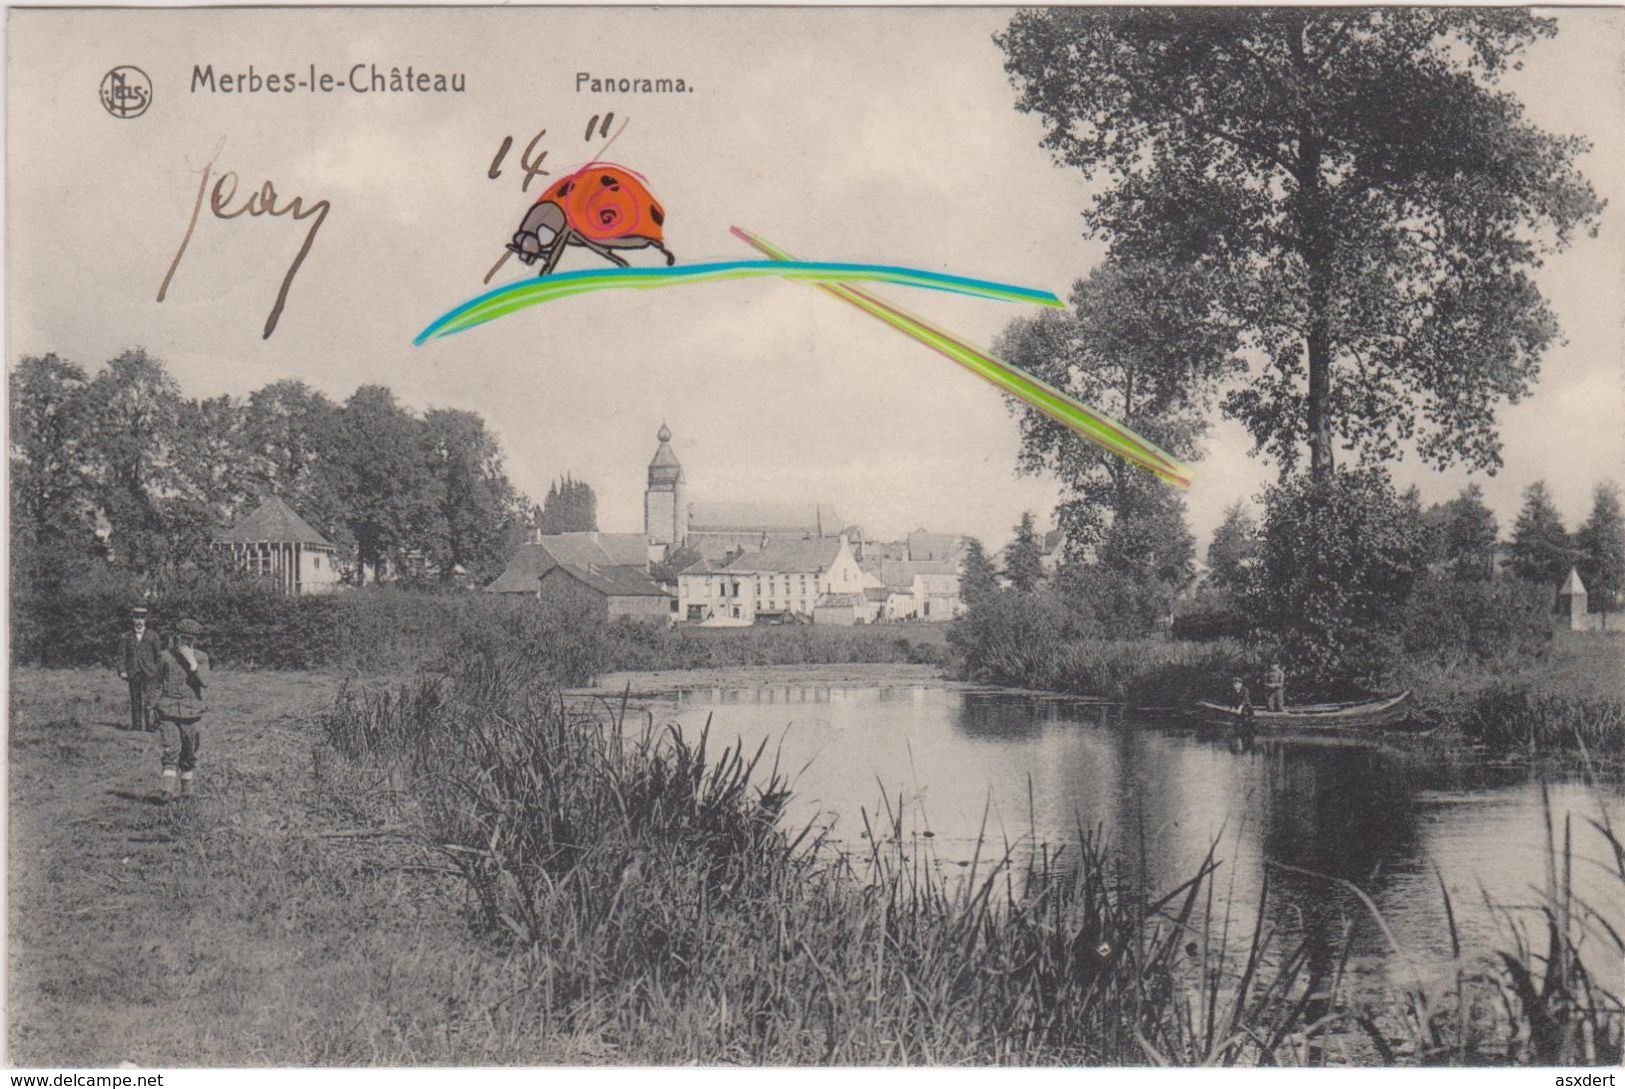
[422,408,526,583]
[1205,502,1259,593]
[1004,512,1044,592]
[996,256,1236,554]
[242,380,348,546]
[1508,480,1573,588]
[82,349,187,572]
[999,9,1601,479]
[1426,483,1500,582]
[326,386,436,583]
[959,537,1000,606]
[1576,481,1625,614]
[9,354,98,575]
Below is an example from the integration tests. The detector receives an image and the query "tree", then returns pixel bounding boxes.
[242,380,348,547]
[1508,481,1573,588]
[1431,484,1500,581]
[1205,502,1260,593]
[959,537,1000,606]
[173,395,260,532]
[1098,487,1194,590]
[1005,512,1044,592]
[1576,481,1625,615]
[9,354,98,578]
[995,256,1236,554]
[1248,468,1430,685]
[325,386,436,583]
[999,10,1602,479]
[82,349,187,573]
[538,474,598,534]
[422,408,526,583]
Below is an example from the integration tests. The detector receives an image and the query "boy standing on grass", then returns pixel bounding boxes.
[155,618,210,800]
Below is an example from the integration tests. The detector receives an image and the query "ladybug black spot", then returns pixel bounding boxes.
[649,205,664,226]
[600,175,619,187]
[557,181,573,197]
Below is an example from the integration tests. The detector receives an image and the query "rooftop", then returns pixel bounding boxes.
[486,532,648,593]
[720,536,845,575]
[215,496,333,547]
[544,563,671,598]
[689,501,842,534]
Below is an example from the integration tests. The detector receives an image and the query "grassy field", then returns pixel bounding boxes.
[6,667,545,1065]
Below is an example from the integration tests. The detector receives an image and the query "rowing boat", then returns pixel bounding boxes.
[1191,691,1420,733]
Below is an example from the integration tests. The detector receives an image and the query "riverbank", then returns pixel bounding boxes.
[584,661,955,699]
[10,663,1621,1065]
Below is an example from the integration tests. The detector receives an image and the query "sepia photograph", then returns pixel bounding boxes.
[6,3,1624,1070]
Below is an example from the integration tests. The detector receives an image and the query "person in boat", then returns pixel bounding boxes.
[1228,676,1257,747]
[1229,677,1255,719]
[1264,660,1287,712]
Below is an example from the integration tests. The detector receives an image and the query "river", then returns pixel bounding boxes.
[603,665,1624,995]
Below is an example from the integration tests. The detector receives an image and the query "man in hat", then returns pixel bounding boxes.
[116,607,163,732]
[154,618,210,799]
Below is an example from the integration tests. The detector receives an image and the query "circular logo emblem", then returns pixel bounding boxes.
[100,66,152,119]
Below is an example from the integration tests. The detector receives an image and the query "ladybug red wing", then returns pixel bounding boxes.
[533,164,665,246]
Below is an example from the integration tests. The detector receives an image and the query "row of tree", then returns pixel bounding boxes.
[9,350,600,589]
[1206,479,1625,610]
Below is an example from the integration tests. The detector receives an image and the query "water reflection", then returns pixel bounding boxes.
[666,681,1622,983]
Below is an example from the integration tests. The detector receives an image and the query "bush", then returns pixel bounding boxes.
[948,590,1098,684]
[1402,573,1554,669]
[1247,468,1430,688]
[1170,589,1246,642]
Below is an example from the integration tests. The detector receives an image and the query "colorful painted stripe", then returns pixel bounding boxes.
[414,260,1064,345]
[729,227,1194,489]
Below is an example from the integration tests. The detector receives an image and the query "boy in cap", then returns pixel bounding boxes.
[116,607,163,732]
[155,618,210,799]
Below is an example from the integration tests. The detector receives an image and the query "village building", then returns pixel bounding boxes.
[536,562,675,623]
[678,535,866,623]
[214,496,341,595]
[685,501,844,561]
[862,557,965,622]
[486,531,650,594]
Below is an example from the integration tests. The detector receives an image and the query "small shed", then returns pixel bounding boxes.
[215,496,340,595]
[537,562,675,623]
[1559,566,1589,631]
[814,591,867,626]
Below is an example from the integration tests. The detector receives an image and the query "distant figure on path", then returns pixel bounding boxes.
[116,607,163,732]
[1265,661,1287,713]
[154,619,210,800]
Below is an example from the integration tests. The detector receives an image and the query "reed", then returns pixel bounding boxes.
[315,647,1625,1064]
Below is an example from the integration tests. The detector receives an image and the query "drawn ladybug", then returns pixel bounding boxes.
[508,163,675,276]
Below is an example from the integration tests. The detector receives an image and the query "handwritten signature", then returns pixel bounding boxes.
[156,138,331,340]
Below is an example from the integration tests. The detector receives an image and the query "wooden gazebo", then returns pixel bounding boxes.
[214,496,340,595]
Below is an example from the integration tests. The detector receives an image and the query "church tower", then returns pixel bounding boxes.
[644,422,687,548]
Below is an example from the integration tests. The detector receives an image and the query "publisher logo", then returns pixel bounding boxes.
[100,66,152,119]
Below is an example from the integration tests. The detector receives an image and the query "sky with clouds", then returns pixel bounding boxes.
[8,6,1622,550]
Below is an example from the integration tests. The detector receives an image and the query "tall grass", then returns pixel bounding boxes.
[316,649,1625,1064]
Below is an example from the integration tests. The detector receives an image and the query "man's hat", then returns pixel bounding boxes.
[176,618,203,636]
[130,607,148,619]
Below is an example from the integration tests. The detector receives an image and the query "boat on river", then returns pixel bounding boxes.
[1191,691,1421,734]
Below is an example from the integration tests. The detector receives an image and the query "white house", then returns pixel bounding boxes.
[678,535,865,623]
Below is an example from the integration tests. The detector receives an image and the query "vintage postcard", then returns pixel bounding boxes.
[7,4,1624,1071]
